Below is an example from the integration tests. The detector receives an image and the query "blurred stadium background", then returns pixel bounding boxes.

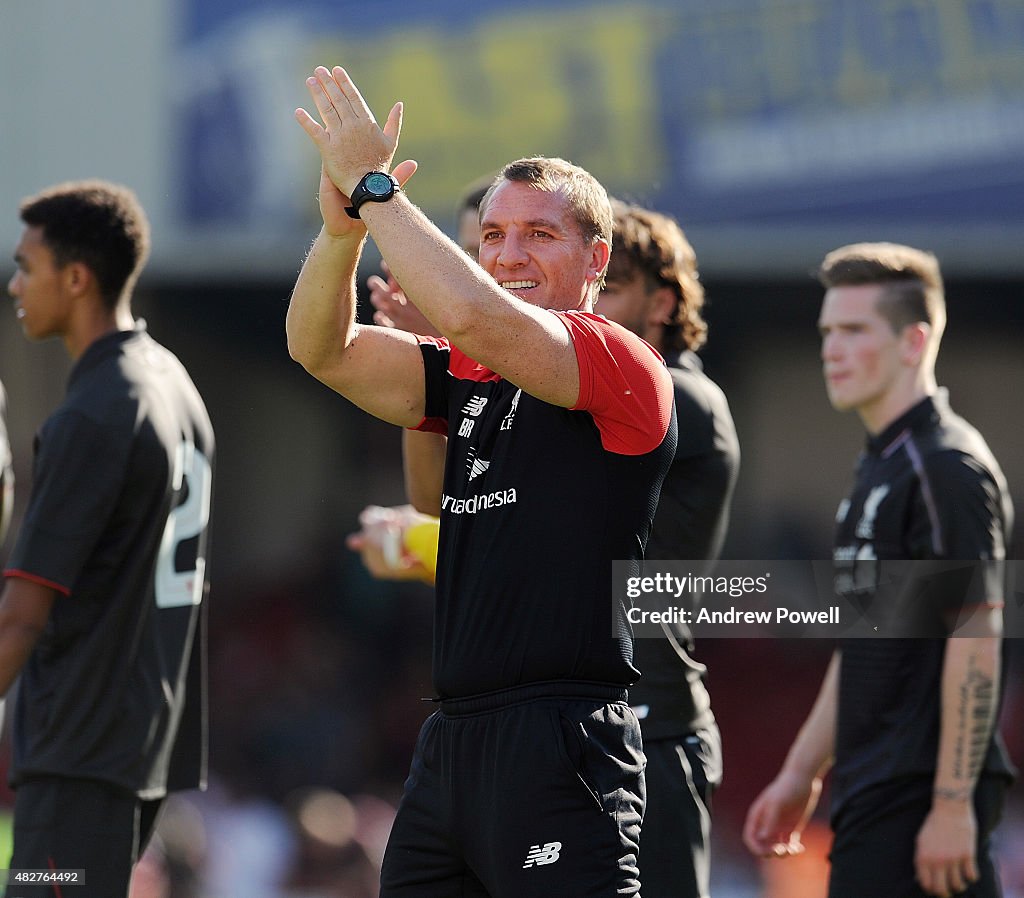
[1,0,1022,895]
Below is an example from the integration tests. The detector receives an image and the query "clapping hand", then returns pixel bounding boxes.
[295,65,417,237]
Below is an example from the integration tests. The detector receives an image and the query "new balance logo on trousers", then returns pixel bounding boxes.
[522,841,562,868]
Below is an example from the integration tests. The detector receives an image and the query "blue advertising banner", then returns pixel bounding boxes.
[174,0,1024,262]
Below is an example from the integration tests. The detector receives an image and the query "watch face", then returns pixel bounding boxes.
[366,173,393,196]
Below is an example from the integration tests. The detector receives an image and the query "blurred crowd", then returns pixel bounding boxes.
[3,555,1014,898]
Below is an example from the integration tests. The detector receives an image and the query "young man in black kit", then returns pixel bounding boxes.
[3,180,215,897]
[743,243,1015,898]
[288,66,676,897]
[600,201,739,898]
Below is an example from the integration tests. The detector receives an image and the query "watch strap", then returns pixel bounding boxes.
[345,171,400,219]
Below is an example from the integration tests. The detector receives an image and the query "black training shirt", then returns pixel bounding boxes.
[831,391,1015,817]
[632,350,739,738]
[5,324,215,798]
[415,311,676,699]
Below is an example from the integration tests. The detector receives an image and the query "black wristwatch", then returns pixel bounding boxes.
[345,171,401,219]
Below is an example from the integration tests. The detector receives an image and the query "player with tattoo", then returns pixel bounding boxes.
[742,243,1015,898]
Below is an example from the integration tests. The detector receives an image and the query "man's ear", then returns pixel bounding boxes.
[587,239,611,285]
[649,286,676,327]
[901,321,931,366]
[62,261,94,299]
[905,321,929,362]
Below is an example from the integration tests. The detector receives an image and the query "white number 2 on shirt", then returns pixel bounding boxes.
[155,440,213,609]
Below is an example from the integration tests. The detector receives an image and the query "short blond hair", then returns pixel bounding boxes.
[480,157,612,291]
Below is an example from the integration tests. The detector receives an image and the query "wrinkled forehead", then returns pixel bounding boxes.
[480,181,577,233]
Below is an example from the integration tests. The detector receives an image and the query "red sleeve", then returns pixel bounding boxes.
[554,311,674,456]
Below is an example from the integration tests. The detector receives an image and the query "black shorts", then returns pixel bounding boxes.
[640,725,721,898]
[380,682,645,898]
[6,777,163,898]
[829,774,1008,898]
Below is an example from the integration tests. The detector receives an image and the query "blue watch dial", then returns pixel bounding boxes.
[366,173,393,195]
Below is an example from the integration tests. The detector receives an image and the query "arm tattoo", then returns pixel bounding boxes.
[951,653,995,785]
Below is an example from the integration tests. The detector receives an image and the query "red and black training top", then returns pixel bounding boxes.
[415,311,676,700]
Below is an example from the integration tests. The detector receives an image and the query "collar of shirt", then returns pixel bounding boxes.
[866,388,949,456]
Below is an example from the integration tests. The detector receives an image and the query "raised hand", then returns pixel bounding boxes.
[295,66,417,236]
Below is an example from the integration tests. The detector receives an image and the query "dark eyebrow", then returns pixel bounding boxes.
[524,218,565,232]
[480,218,566,233]
[819,320,866,334]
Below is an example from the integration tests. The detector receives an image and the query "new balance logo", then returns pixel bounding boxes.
[461,396,489,417]
[523,841,562,868]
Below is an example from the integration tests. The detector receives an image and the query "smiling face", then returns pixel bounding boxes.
[477,180,609,312]
[818,283,921,430]
[8,225,74,341]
